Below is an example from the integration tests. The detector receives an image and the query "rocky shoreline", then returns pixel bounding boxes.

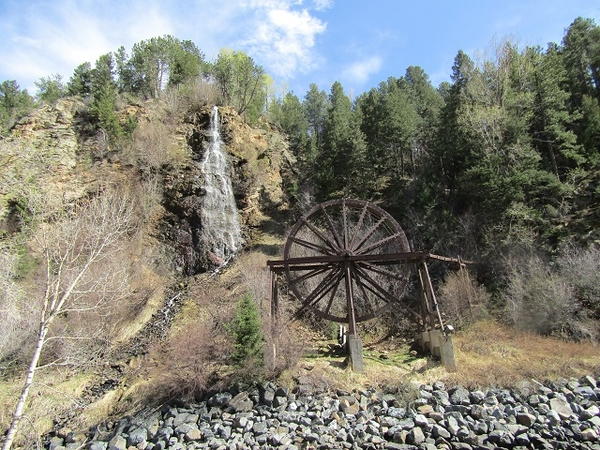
[47,375,600,450]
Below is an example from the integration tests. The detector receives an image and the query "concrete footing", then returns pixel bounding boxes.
[347,334,364,372]
[419,329,457,371]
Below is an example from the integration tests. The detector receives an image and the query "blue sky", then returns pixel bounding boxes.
[1,0,599,98]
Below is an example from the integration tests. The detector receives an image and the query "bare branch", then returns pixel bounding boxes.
[2,188,135,450]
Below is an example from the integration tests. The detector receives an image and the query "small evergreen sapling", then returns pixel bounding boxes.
[227,293,264,365]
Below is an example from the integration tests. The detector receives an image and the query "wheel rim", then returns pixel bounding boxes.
[284,199,411,323]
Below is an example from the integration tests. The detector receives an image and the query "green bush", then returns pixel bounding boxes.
[227,293,264,366]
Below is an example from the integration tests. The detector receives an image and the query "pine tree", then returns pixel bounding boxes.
[303,83,328,162]
[228,293,264,365]
[0,80,34,134]
[67,62,93,97]
[317,81,354,199]
[35,74,66,104]
[89,54,123,139]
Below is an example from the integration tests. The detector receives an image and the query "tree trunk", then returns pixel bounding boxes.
[2,321,49,450]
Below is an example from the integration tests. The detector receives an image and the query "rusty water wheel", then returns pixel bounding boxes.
[283,199,411,324]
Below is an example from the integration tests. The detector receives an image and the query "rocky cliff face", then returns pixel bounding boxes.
[158,105,292,274]
[1,98,84,231]
[0,99,291,273]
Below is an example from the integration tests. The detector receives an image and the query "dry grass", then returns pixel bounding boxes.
[446,319,600,388]
[276,319,600,395]
[78,388,124,429]
[0,371,93,448]
[113,269,167,344]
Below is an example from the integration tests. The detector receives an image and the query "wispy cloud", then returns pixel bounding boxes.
[312,0,334,11]
[342,56,383,85]
[0,0,173,90]
[243,6,327,77]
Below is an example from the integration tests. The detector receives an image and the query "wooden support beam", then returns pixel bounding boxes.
[267,249,462,372]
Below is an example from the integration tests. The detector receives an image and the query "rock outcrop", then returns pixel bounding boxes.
[156,105,292,274]
[0,98,291,273]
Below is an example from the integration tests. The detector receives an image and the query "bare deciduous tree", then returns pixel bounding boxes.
[0,245,34,365]
[1,190,135,450]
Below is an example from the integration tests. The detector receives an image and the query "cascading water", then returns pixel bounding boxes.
[200,106,243,266]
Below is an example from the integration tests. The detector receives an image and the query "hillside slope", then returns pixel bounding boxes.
[2,96,600,449]
[0,97,294,446]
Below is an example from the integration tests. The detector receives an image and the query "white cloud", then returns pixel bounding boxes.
[313,0,334,11]
[241,4,327,77]
[342,56,383,85]
[0,0,327,93]
[0,0,174,92]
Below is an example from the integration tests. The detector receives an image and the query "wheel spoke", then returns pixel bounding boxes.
[319,204,343,249]
[342,199,349,249]
[353,266,419,320]
[350,264,375,317]
[356,231,405,255]
[353,263,400,304]
[348,202,369,250]
[290,264,334,285]
[299,265,343,309]
[289,235,335,255]
[357,261,408,282]
[324,275,342,316]
[355,273,392,305]
[301,217,341,253]
[352,216,386,253]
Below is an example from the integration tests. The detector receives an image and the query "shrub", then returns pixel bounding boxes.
[437,269,489,329]
[237,252,271,307]
[263,311,305,377]
[227,293,264,366]
[152,320,228,400]
[501,251,596,340]
[234,252,303,377]
[0,245,35,366]
[558,245,600,320]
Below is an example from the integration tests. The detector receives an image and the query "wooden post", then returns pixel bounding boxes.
[416,261,458,371]
[417,263,436,330]
[344,260,364,372]
[270,269,279,364]
[421,262,444,330]
[270,270,279,321]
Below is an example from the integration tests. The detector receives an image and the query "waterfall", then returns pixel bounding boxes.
[200,106,243,266]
